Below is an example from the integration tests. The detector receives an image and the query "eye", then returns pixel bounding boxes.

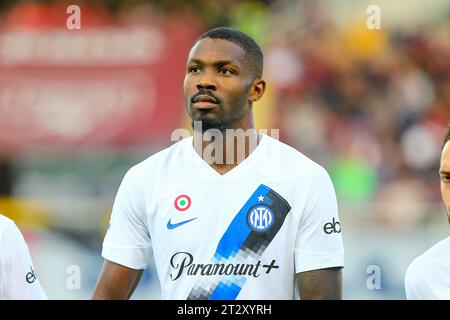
[440,175,450,183]
[188,66,201,74]
[218,68,234,75]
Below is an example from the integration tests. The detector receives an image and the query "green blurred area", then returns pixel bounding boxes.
[331,158,378,202]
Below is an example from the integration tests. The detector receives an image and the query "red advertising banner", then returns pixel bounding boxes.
[0,7,199,154]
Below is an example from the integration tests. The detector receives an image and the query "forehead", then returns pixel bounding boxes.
[187,38,246,64]
[441,141,450,170]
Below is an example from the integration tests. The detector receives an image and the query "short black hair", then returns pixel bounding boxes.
[195,27,263,79]
[443,123,450,150]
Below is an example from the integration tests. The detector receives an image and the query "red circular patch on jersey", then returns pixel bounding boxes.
[174,194,191,211]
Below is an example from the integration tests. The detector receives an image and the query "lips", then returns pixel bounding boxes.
[193,95,218,104]
[192,94,219,109]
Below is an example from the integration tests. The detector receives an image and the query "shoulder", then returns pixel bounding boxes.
[405,237,450,287]
[0,213,15,227]
[405,250,432,299]
[405,256,424,287]
[426,236,450,254]
[125,136,193,179]
[411,237,450,268]
[0,214,19,240]
[263,135,331,181]
[0,214,27,255]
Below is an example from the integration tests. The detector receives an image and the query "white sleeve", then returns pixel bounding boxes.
[294,166,345,273]
[102,166,152,270]
[405,261,430,300]
[0,221,47,300]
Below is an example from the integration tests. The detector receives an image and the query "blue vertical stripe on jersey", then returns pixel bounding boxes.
[209,281,241,300]
[214,184,271,260]
[187,184,291,300]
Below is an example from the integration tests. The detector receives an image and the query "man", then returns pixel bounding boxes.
[93,27,344,300]
[0,213,47,299]
[405,124,450,299]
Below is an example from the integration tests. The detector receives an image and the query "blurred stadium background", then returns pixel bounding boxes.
[0,0,449,299]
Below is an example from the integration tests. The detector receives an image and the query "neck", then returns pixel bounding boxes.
[192,113,261,174]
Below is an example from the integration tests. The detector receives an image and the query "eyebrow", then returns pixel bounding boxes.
[188,58,240,68]
[439,169,450,175]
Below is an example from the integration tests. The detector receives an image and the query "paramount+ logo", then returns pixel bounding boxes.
[323,217,341,235]
[169,252,280,281]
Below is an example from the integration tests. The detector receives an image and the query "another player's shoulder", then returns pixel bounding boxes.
[263,134,329,178]
[425,236,450,256]
[0,213,14,226]
[406,236,450,282]
[413,236,450,265]
[0,214,25,250]
[0,214,17,238]
[126,136,193,178]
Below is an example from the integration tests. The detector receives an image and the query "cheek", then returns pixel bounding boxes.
[183,76,194,95]
[227,84,251,104]
[441,182,450,208]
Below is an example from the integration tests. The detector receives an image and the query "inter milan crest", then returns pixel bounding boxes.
[247,205,274,232]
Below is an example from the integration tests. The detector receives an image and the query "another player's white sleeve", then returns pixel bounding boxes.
[294,166,345,274]
[0,220,47,300]
[405,261,431,300]
[102,166,152,270]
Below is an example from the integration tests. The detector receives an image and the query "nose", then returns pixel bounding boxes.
[196,70,217,91]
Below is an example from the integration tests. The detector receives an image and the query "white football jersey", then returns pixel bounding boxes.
[0,214,47,300]
[103,134,345,299]
[405,236,450,299]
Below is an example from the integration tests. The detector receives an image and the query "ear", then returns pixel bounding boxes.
[249,79,266,103]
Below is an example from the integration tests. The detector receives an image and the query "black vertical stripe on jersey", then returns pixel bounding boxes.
[242,188,292,256]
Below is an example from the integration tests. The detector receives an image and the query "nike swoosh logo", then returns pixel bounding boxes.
[167,217,198,230]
